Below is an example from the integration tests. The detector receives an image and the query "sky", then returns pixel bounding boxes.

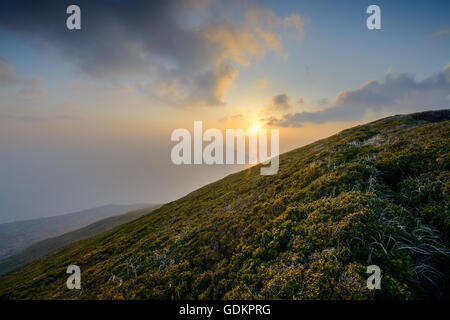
[0,0,449,223]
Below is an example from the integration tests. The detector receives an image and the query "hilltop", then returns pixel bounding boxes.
[0,110,449,300]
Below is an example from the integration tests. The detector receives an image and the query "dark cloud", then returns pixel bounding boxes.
[0,0,302,108]
[267,93,292,111]
[267,65,450,127]
[0,1,209,76]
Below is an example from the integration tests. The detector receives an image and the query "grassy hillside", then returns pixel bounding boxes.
[0,204,153,260]
[0,110,449,300]
[0,205,161,276]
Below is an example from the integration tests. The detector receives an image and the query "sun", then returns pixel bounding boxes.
[251,123,260,132]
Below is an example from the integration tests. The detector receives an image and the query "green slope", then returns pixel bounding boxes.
[0,110,449,300]
[0,205,161,276]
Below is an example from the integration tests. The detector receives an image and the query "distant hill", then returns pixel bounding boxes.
[0,110,448,300]
[0,205,161,275]
[0,204,153,260]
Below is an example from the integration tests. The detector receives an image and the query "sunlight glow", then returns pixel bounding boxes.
[251,123,260,132]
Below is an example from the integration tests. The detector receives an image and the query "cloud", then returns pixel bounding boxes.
[0,61,32,86]
[0,113,43,122]
[55,114,77,120]
[0,62,19,85]
[266,93,293,112]
[266,65,450,127]
[218,113,243,123]
[244,6,304,40]
[432,28,450,37]
[283,14,304,40]
[0,0,303,108]
[0,61,45,96]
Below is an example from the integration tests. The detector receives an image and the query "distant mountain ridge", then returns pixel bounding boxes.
[0,204,153,260]
[0,205,161,275]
